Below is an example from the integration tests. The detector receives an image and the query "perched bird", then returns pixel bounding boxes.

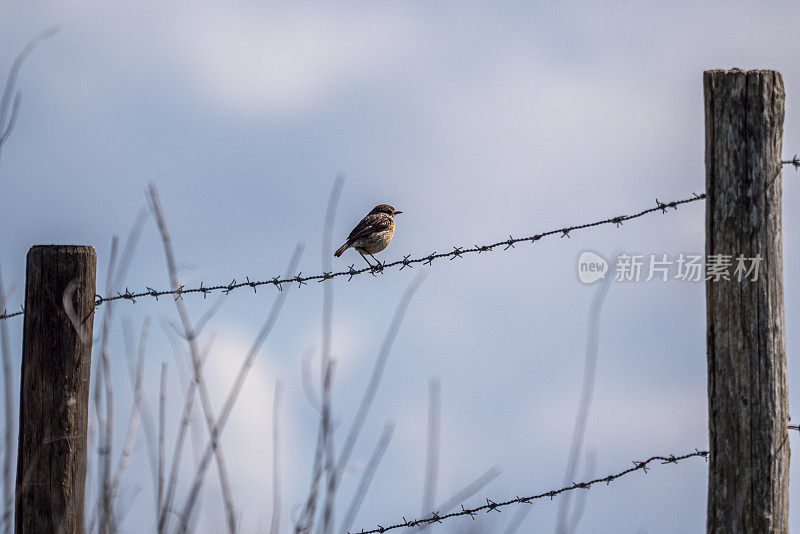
[334,204,402,267]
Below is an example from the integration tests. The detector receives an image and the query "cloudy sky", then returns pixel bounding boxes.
[1,1,799,532]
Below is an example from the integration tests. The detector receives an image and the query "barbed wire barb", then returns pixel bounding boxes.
[0,193,706,321]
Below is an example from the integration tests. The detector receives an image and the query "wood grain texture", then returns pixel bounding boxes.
[704,70,789,533]
[15,246,96,534]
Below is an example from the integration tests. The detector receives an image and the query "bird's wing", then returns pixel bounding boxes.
[346,214,391,243]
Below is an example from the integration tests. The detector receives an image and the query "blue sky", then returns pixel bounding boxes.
[1,1,799,532]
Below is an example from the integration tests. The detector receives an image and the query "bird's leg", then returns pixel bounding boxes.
[358,251,374,268]
[368,252,381,267]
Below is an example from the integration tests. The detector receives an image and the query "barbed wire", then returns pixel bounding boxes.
[0,308,22,321]
[354,422,800,534]
[349,450,709,534]
[3,157,799,323]
[782,155,800,170]
[1,193,707,321]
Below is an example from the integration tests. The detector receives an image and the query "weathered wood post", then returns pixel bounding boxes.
[704,69,789,532]
[15,245,96,534]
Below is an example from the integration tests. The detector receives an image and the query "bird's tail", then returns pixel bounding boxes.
[334,242,349,257]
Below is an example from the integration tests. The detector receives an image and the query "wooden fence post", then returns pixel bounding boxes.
[704,69,789,532]
[15,245,96,534]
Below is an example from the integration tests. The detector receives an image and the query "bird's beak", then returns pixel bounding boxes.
[394,210,403,215]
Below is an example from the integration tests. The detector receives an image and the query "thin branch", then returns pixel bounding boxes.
[0,267,14,533]
[110,318,151,502]
[566,451,596,534]
[336,272,425,476]
[555,271,612,534]
[94,236,119,534]
[161,317,215,480]
[298,177,345,534]
[122,319,159,511]
[321,175,345,534]
[0,25,60,159]
[157,363,167,532]
[420,379,440,525]
[503,503,534,534]
[190,295,225,339]
[295,423,326,533]
[147,183,237,533]
[301,348,320,412]
[157,323,211,534]
[115,486,142,527]
[298,271,424,533]
[432,466,501,519]
[269,380,283,534]
[90,208,146,533]
[0,94,20,147]
[338,423,395,534]
[114,208,147,289]
[176,246,302,533]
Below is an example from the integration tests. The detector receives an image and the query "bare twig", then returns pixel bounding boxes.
[0,25,60,165]
[555,271,612,534]
[301,348,321,412]
[157,363,167,530]
[90,224,140,533]
[114,209,147,289]
[176,246,302,532]
[269,381,284,534]
[298,177,347,534]
[296,271,423,533]
[566,451,596,534]
[161,317,215,478]
[296,429,325,533]
[0,268,14,533]
[91,209,146,533]
[0,94,20,147]
[157,324,211,533]
[191,295,225,339]
[503,503,534,534]
[431,466,501,520]
[419,379,440,533]
[115,486,142,527]
[94,237,119,534]
[147,183,238,533]
[336,273,425,476]
[110,319,151,502]
[338,423,395,534]
[320,175,344,534]
[121,320,159,511]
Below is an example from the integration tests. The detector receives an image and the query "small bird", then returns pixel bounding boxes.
[334,204,402,267]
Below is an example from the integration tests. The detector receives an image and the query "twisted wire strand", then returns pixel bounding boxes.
[350,450,709,534]
[0,193,706,321]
